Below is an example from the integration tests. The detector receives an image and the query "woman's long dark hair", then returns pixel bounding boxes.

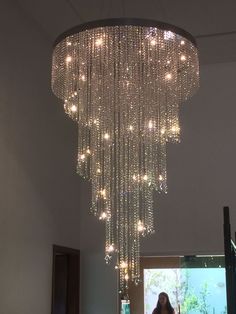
[152,292,174,314]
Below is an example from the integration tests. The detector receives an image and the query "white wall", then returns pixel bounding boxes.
[79,181,118,314]
[0,1,81,314]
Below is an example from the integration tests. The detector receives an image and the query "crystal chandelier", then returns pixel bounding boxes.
[51,18,199,292]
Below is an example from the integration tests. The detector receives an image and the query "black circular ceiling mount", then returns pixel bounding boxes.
[53,18,197,48]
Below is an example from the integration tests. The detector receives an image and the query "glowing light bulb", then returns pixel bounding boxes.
[104,133,110,140]
[129,125,134,131]
[107,245,114,253]
[165,73,172,80]
[161,128,165,135]
[143,174,148,181]
[80,154,85,161]
[138,220,145,232]
[159,175,163,181]
[180,40,185,45]
[95,38,103,46]
[74,91,77,96]
[148,120,154,129]
[86,148,91,154]
[81,75,86,81]
[164,31,174,40]
[96,168,101,174]
[70,105,77,112]
[66,56,72,63]
[180,55,186,61]
[124,274,129,281]
[99,212,107,220]
[120,261,128,269]
[115,265,119,270]
[171,126,177,132]
[100,189,106,197]
[132,175,137,181]
[150,39,157,46]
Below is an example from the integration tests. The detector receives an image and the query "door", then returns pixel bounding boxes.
[51,245,80,314]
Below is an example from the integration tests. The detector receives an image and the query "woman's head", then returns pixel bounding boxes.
[158,292,169,306]
[156,292,174,313]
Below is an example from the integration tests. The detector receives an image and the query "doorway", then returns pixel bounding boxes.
[51,245,80,314]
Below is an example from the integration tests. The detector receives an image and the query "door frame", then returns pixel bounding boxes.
[51,245,80,314]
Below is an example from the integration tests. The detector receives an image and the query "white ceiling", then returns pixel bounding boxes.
[16,0,236,64]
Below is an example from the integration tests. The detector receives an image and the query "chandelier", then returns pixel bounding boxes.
[51,18,199,292]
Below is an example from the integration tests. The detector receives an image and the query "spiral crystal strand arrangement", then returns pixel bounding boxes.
[51,19,199,292]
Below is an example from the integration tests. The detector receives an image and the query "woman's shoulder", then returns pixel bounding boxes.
[152,309,158,314]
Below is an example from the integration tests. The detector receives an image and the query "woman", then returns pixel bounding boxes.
[152,292,175,314]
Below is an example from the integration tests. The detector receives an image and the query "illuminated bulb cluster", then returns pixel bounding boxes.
[95,38,103,46]
[99,211,107,220]
[129,125,134,131]
[165,73,172,80]
[66,55,72,63]
[103,133,110,140]
[107,244,115,253]
[71,105,77,112]
[150,39,157,46]
[52,19,199,292]
[120,261,128,269]
[138,220,146,233]
[100,189,106,198]
[148,120,154,129]
[143,174,148,181]
[79,154,85,161]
